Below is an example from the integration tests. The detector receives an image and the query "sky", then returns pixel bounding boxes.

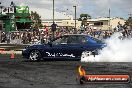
[0,0,132,20]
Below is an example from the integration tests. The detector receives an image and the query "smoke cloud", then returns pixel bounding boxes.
[81,33,132,62]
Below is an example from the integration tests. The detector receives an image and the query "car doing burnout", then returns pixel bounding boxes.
[22,34,106,61]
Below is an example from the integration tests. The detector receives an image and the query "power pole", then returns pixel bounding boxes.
[73,6,76,33]
[0,2,4,14]
[52,0,55,38]
[53,0,54,23]
[109,8,111,30]
[128,13,132,17]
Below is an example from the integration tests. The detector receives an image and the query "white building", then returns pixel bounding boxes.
[87,17,126,30]
[42,12,81,29]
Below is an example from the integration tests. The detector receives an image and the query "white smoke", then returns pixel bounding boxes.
[81,33,132,62]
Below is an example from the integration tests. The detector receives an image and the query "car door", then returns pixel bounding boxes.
[66,35,88,60]
[44,36,69,60]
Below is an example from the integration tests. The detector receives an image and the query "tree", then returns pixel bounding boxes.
[30,11,43,29]
[79,14,91,21]
[79,14,91,26]
[125,17,132,28]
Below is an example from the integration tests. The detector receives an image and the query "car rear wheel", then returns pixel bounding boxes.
[29,50,41,61]
[81,51,92,60]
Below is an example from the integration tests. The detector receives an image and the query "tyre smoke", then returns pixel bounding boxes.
[81,33,132,62]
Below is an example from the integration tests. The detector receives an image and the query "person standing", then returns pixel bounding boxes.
[51,22,57,38]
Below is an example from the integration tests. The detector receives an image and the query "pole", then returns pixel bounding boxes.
[109,8,110,30]
[128,13,132,17]
[73,6,76,33]
[53,0,54,23]
[52,0,55,38]
[0,2,3,14]
[0,6,3,14]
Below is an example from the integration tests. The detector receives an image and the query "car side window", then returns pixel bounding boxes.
[68,36,87,44]
[52,36,68,45]
[67,36,77,44]
[78,36,87,44]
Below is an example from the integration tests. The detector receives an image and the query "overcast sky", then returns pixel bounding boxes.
[0,0,132,19]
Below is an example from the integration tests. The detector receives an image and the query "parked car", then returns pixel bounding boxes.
[22,34,106,61]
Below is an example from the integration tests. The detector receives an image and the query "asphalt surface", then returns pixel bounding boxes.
[0,54,132,88]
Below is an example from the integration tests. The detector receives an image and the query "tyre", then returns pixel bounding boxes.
[29,50,41,61]
[79,76,86,84]
[81,51,91,60]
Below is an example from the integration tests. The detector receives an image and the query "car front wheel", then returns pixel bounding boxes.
[81,51,92,60]
[29,50,41,61]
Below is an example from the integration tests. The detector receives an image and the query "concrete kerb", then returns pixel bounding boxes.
[0,43,29,55]
[0,50,22,55]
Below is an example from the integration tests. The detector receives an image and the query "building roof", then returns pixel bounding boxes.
[87,17,126,22]
[87,18,110,21]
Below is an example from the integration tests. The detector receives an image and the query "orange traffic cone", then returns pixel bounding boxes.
[10,51,15,59]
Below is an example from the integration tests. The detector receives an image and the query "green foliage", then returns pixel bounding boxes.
[30,11,43,29]
[126,17,132,28]
[79,14,91,21]
[79,13,91,26]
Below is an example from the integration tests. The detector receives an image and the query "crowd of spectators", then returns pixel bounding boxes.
[0,24,132,44]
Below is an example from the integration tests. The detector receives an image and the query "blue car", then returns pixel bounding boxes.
[22,34,106,61]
